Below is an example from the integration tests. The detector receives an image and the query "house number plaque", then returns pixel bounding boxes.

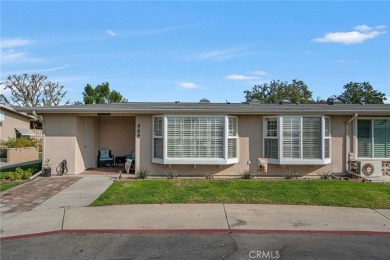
[137,123,141,138]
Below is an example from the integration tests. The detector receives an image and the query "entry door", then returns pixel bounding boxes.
[84,118,95,169]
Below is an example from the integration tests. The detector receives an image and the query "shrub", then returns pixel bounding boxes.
[136,168,150,179]
[0,137,37,148]
[206,173,215,180]
[241,170,254,179]
[318,171,332,180]
[2,167,32,180]
[164,168,178,179]
[283,168,296,180]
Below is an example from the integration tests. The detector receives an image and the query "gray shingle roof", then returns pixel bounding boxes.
[14,102,390,115]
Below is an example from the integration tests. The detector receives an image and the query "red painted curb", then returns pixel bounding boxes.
[230,229,390,236]
[63,229,231,234]
[0,231,61,241]
[1,229,389,241]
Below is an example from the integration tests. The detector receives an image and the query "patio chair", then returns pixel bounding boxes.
[98,149,114,167]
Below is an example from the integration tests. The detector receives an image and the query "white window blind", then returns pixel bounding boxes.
[265,138,278,159]
[302,117,321,159]
[324,117,330,159]
[264,118,278,159]
[167,117,224,159]
[283,117,301,159]
[228,117,238,159]
[153,116,163,159]
[265,116,330,163]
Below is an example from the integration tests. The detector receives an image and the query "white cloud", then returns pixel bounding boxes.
[375,25,387,30]
[225,74,256,80]
[27,64,69,73]
[312,25,386,45]
[178,82,200,89]
[126,23,202,37]
[353,24,373,32]
[181,45,254,62]
[226,70,272,81]
[106,30,117,36]
[186,49,237,62]
[248,70,271,77]
[1,49,44,64]
[1,38,33,49]
[336,59,349,64]
[336,59,359,64]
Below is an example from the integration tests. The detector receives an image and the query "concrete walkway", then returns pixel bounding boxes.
[33,175,115,210]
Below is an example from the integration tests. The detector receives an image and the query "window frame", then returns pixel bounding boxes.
[263,115,331,165]
[152,116,163,159]
[152,115,239,165]
[355,117,390,160]
[227,116,238,159]
[264,117,279,160]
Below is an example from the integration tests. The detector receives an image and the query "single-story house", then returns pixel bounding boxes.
[0,104,36,141]
[0,104,39,164]
[16,101,390,178]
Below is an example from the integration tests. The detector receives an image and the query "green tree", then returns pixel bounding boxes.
[330,82,387,104]
[243,79,313,104]
[0,74,69,107]
[81,82,128,104]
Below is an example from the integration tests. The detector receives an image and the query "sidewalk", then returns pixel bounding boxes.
[1,204,389,239]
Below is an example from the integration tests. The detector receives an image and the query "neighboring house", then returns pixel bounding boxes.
[16,101,390,178]
[0,105,35,141]
[0,105,39,164]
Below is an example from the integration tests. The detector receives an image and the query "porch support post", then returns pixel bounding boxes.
[134,116,141,173]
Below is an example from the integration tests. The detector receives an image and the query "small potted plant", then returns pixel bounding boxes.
[42,158,52,177]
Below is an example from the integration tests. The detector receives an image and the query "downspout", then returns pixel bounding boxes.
[345,113,358,175]
[28,111,44,181]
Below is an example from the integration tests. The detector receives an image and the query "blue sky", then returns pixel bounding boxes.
[1,1,389,103]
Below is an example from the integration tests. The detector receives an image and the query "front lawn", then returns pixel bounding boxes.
[0,182,22,192]
[92,179,390,209]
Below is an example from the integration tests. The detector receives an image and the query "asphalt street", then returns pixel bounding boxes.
[1,233,389,260]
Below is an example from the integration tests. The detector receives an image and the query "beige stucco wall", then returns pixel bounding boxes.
[6,147,39,163]
[99,116,135,157]
[44,114,78,175]
[0,109,31,141]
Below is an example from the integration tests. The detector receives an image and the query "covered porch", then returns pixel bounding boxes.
[76,114,136,174]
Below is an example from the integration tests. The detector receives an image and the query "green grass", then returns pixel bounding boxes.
[91,179,390,209]
[0,181,22,192]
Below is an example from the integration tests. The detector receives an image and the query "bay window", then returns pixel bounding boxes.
[264,116,331,165]
[357,119,390,158]
[152,115,238,164]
